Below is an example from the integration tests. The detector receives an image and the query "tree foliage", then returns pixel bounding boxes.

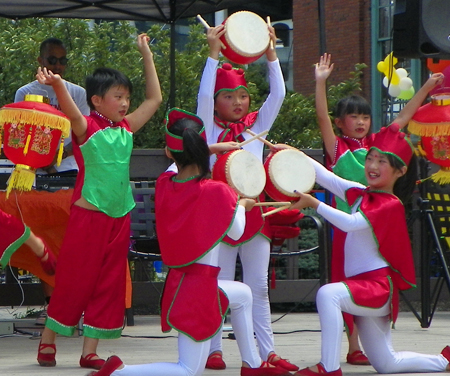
[0,18,366,150]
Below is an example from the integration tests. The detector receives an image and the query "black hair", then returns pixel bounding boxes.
[333,95,372,135]
[40,38,66,56]
[169,118,210,180]
[85,67,133,110]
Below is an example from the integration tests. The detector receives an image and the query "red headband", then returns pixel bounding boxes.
[165,108,206,152]
[214,63,248,96]
[370,124,414,166]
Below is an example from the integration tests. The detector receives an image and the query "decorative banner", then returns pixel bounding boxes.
[0,97,70,197]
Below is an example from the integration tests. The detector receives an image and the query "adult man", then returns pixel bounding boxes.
[14,37,90,324]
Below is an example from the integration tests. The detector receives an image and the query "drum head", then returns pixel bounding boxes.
[227,150,266,198]
[225,11,270,57]
[268,149,316,196]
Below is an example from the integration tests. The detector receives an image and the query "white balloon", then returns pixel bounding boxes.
[396,68,408,78]
[383,76,389,88]
[388,84,402,97]
[399,77,413,91]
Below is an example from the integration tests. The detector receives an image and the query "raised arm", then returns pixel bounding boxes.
[394,72,444,129]
[315,53,337,160]
[36,67,87,142]
[126,34,162,133]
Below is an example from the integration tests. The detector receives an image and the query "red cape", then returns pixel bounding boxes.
[346,188,416,291]
[155,172,239,267]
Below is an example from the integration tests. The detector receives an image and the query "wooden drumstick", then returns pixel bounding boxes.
[262,204,291,218]
[254,201,291,207]
[245,129,274,147]
[267,16,274,50]
[238,130,269,147]
[197,14,227,49]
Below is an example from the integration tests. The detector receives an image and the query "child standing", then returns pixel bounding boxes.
[315,53,444,365]
[0,209,56,275]
[290,124,450,376]
[88,108,291,376]
[34,33,162,370]
[197,25,297,372]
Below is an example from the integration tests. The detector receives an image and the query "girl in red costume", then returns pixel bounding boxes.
[89,108,291,376]
[290,124,450,376]
[315,53,444,366]
[0,209,56,275]
[198,24,297,372]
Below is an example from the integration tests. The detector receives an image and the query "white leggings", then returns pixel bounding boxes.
[317,282,448,373]
[112,280,261,376]
[210,235,274,360]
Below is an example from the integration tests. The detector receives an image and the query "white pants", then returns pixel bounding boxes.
[210,235,274,360]
[317,282,448,373]
[112,279,261,376]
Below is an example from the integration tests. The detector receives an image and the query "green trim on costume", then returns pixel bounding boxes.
[172,175,200,183]
[214,86,249,97]
[45,316,76,337]
[1,226,31,268]
[83,324,122,339]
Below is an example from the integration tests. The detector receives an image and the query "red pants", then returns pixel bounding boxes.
[46,205,130,339]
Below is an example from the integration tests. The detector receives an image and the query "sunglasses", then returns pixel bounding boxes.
[46,56,69,65]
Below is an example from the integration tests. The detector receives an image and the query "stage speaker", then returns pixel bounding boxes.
[393,0,450,59]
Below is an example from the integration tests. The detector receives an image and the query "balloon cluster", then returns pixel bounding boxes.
[377,52,415,100]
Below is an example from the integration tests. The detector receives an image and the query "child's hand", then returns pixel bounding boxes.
[315,53,334,82]
[207,25,225,59]
[266,25,278,62]
[423,72,445,92]
[269,143,295,153]
[137,33,152,55]
[209,141,240,154]
[289,191,319,211]
[36,67,62,86]
[239,198,256,211]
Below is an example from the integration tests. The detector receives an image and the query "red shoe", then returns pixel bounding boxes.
[267,353,299,371]
[441,346,450,362]
[295,363,342,376]
[37,241,57,276]
[80,353,106,370]
[86,355,123,376]
[37,341,56,367]
[241,361,293,376]
[346,350,370,365]
[206,352,226,370]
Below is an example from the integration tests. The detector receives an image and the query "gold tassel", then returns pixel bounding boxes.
[56,138,64,166]
[23,132,31,155]
[408,120,450,137]
[5,165,36,199]
[431,168,450,185]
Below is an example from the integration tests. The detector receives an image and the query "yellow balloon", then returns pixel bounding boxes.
[377,61,386,73]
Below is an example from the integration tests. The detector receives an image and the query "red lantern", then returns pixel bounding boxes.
[0,95,70,197]
[409,94,450,184]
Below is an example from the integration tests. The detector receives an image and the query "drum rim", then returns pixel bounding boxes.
[267,149,316,197]
[224,149,266,198]
[223,11,270,58]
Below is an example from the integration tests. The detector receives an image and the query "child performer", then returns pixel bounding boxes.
[197,24,297,372]
[315,53,444,365]
[87,108,291,376]
[290,124,450,376]
[0,209,56,275]
[34,33,162,370]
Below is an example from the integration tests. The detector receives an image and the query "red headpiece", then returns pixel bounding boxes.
[214,63,248,97]
[370,124,414,166]
[164,108,206,152]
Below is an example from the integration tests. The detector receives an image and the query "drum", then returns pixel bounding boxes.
[264,149,316,202]
[212,149,266,198]
[220,11,270,65]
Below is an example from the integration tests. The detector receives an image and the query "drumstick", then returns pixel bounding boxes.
[238,130,269,147]
[254,201,291,207]
[197,14,227,49]
[262,204,291,218]
[245,129,274,147]
[267,16,274,50]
